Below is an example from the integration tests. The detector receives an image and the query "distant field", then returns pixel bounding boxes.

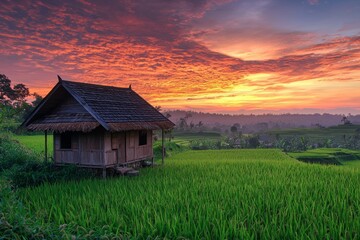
[171,131,222,145]
[172,131,221,139]
[13,134,54,156]
[20,149,360,239]
[266,124,360,145]
[288,148,360,168]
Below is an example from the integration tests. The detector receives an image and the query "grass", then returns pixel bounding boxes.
[343,160,360,168]
[153,140,188,160]
[171,131,222,146]
[288,148,360,168]
[13,134,54,156]
[5,134,360,238]
[19,149,360,239]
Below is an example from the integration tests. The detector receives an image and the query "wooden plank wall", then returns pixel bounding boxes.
[54,129,154,167]
[104,132,118,166]
[54,129,105,166]
[54,133,80,164]
[79,129,104,166]
[125,130,153,162]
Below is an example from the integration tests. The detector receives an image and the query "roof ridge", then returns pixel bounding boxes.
[61,80,131,90]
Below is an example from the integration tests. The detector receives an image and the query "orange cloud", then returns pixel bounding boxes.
[0,0,359,114]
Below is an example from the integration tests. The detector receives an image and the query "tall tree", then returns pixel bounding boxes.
[0,74,30,106]
[0,74,12,105]
[0,74,35,132]
[32,92,43,106]
[230,124,238,134]
[341,115,351,125]
[12,83,30,100]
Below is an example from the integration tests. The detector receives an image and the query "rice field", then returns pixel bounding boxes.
[171,131,222,145]
[288,148,360,168]
[266,124,360,146]
[13,134,54,156]
[20,149,360,239]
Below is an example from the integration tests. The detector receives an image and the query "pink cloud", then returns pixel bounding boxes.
[308,0,320,5]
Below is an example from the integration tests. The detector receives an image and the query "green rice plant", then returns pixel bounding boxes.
[0,134,96,189]
[12,134,53,156]
[189,139,222,150]
[288,148,360,167]
[0,134,40,172]
[0,179,55,239]
[19,149,360,239]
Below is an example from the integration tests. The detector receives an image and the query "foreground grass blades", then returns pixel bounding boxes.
[20,149,360,239]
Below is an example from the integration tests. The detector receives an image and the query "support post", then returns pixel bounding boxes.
[102,168,107,179]
[124,132,127,163]
[162,129,165,165]
[44,130,48,163]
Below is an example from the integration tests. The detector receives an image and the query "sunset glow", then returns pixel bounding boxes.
[1,0,360,114]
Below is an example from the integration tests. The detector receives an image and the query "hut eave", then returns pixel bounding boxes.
[108,121,175,131]
[27,122,100,133]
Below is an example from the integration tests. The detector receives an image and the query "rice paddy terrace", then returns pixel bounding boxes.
[19,149,360,239]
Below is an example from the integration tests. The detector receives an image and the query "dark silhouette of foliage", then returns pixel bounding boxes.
[341,115,352,125]
[230,124,237,134]
[0,74,43,132]
[0,74,30,105]
[275,136,309,152]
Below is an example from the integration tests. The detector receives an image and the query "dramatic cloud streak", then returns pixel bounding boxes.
[0,0,359,114]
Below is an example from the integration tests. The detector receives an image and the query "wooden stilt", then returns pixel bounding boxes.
[102,168,106,179]
[44,130,48,163]
[162,129,165,165]
[124,132,127,163]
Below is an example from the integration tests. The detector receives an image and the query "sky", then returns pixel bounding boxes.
[1,0,360,114]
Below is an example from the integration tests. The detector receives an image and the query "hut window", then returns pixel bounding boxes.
[60,133,72,149]
[139,130,147,146]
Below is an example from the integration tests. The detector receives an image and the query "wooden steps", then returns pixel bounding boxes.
[141,160,153,167]
[115,167,139,176]
[126,170,139,177]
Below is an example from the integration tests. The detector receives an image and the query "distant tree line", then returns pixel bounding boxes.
[167,110,360,133]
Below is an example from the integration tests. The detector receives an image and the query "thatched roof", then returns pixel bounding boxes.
[22,78,175,132]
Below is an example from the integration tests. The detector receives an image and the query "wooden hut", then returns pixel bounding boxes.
[22,77,174,174]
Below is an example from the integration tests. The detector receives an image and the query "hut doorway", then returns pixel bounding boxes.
[111,133,126,164]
